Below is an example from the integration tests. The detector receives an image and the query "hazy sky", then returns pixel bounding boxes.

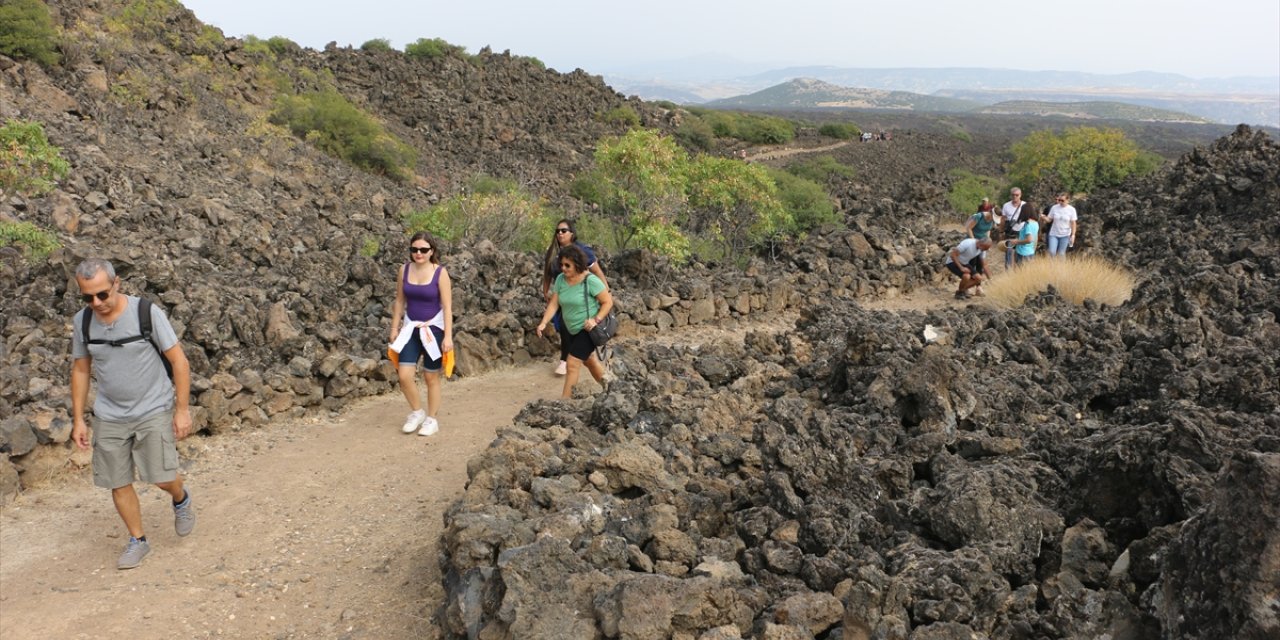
[181,0,1280,79]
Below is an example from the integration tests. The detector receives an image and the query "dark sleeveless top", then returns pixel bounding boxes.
[403,263,442,321]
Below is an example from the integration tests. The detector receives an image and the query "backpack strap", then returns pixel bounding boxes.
[81,298,173,380]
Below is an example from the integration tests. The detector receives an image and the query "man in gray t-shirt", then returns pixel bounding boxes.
[70,258,196,569]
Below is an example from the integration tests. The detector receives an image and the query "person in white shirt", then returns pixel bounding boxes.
[999,188,1029,268]
[944,237,994,299]
[1045,193,1078,257]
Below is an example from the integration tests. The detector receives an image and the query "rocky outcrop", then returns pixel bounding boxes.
[435,129,1280,638]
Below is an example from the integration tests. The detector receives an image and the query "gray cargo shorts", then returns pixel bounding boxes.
[91,410,178,489]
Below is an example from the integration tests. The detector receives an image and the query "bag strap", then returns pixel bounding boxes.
[81,298,172,380]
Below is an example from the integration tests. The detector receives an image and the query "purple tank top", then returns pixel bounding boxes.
[403,263,442,321]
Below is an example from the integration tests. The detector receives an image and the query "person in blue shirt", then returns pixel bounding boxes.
[1007,210,1041,265]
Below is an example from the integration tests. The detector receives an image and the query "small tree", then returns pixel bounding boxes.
[404,37,465,60]
[947,169,1003,215]
[360,38,394,52]
[685,156,787,256]
[0,0,61,66]
[0,119,70,196]
[1007,127,1160,194]
[0,220,60,260]
[576,129,688,252]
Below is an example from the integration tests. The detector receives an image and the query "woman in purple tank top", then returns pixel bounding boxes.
[389,232,454,436]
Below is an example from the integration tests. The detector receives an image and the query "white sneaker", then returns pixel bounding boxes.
[554,360,567,375]
[417,416,439,436]
[401,409,426,434]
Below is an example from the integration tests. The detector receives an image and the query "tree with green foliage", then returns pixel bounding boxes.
[1007,127,1161,194]
[403,184,551,252]
[0,220,60,260]
[947,169,1004,214]
[0,0,61,66]
[768,169,839,234]
[574,129,689,254]
[1,118,70,196]
[685,156,788,257]
[404,37,465,60]
[360,38,394,52]
[269,91,416,181]
[818,123,861,140]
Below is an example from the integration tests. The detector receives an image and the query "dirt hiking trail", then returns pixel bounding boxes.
[3,314,862,639]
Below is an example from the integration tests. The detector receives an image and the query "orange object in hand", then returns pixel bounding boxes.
[443,350,455,377]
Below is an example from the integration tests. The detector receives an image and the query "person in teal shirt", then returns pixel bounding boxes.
[536,245,614,398]
[1008,211,1040,265]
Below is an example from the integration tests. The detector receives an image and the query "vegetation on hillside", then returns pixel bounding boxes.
[818,123,862,140]
[403,176,553,252]
[947,169,1003,215]
[986,255,1135,308]
[360,38,394,53]
[786,155,855,184]
[0,220,60,261]
[1007,126,1161,193]
[0,0,61,65]
[1,119,70,196]
[269,90,417,181]
[571,129,837,263]
[404,37,468,60]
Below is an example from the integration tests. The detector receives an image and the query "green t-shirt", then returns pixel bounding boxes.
[553,273,606,334]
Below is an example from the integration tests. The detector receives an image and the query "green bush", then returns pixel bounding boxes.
[404,37,465,60]
[693,110,796,145]
[403,188,551,252]
[265,36,296,55]
[0,118,70,196]
[467,174,519,195]
[947,169,1003,214]
[674,114,714,151]
[0,0,61,66]
[523,56,545,70]
[241,35,272,57]
[768,169,838,233]
[1007,126,1159,193]
[574,128,688,252]
[269,90,416,181]
[360,38,394,52]
[786,155,854,184]
[358,237,380,258]
[818,123,861,140]
[685,156,788,256]
[598,105,641,128]
[0,220,60,260]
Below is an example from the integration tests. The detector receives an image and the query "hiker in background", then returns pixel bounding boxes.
[536,245,614,398]
[389,232,454,436]
[945,237,994,299]
[966,198,996,240]
[540,218,608,376]
[999,187,1029,269]
[1045,193,1078,257]
[70,258,195,570]
[1007,209,1041,265]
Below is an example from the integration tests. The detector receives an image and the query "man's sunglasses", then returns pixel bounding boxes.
[81,290,111,303]
[409,246,432,254]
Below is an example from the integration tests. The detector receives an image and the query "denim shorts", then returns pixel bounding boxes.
[398,325,444,372]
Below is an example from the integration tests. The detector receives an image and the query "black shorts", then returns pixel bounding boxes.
[946,257,984,277]
[563,329,598,362]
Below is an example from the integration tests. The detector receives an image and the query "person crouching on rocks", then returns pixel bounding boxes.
[540,218,608,376]
[945,237,993,299]
[389,232,454,436]
[536,245,613,398]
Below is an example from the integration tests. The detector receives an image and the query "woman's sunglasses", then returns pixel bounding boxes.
[409,246,432,254]
[555,228,571,234]
[81,290,111,303]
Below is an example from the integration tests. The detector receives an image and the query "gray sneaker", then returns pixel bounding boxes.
[117,537,150,570]
[174,492,195,537]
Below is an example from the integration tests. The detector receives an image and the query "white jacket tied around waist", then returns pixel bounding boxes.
[389,311,445,361]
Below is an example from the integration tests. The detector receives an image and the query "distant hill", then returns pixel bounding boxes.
[705,78,979,112]
[976,100,1213,123]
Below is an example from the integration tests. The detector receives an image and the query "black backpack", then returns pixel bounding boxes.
[80,298,174,380]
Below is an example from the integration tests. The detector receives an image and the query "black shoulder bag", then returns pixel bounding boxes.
[582,278,618,346]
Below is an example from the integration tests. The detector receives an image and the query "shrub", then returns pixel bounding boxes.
[696,110,796,145]
[631,221,690,266]
[404,37,465,60]
[108,0,182,40]
[985,255,1135,308]
[523,56,545,70]
[818,123,861,140]
[685,156,787,256]
[0,220,60,260]
[0,0,61,66]
[241,34,272,57]
[786,155,855,184]
[269,90,416,181]
[0,118,70,196]
[598,105,641,128]
[1007,127,1160,194]
[947,169,1003,215]
[360,38,394,52]
[265,35,296,55]
[768,169,839,233]
[467,174,519,195]
[575,128,688,252]
[358,237,380,258]
[403,188,550,251]
[674,114,714,151]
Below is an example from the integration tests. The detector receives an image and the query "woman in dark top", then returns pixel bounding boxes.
[540,219,608,376]
[389,232,454,436]
[537,245,613,398]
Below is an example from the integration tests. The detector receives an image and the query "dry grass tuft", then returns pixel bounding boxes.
[985,255,1136,309]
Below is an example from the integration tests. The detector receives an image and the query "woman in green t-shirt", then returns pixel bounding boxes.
[536,244,614,398]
